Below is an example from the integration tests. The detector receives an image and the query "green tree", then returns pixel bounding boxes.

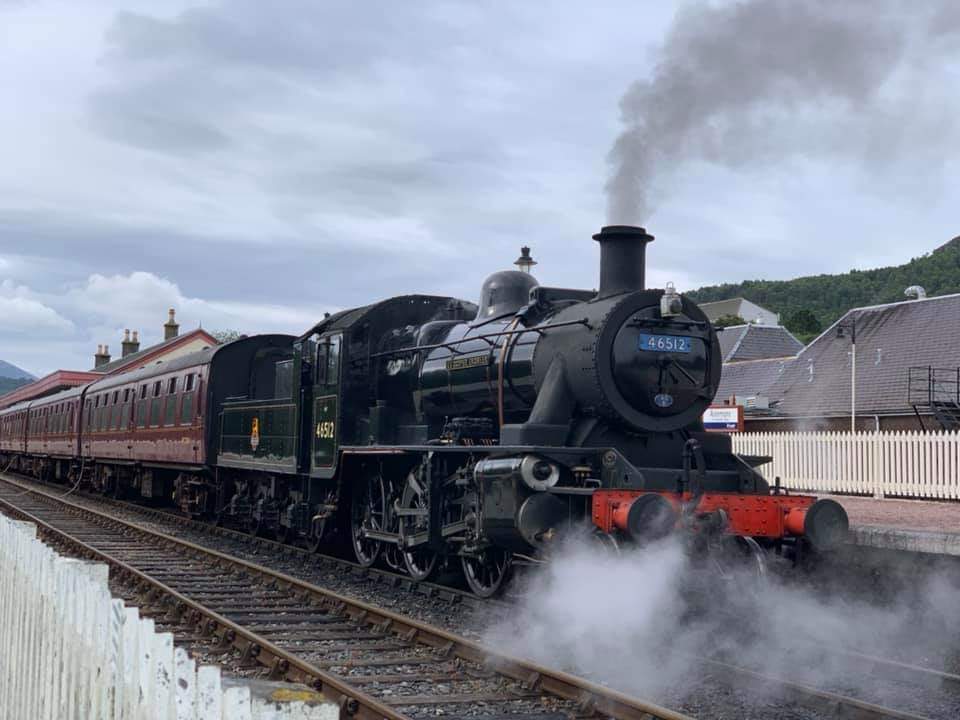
[713,314,747,328]
[784,309,821,336]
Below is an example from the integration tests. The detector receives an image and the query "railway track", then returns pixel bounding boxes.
[0,472,954,720]
[0,474,691,720]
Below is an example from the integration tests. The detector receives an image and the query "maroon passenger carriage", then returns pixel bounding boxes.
[0,335,293,500]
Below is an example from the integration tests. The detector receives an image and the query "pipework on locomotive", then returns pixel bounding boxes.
[0,224,848,597]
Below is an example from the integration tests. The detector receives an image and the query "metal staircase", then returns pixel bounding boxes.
[908,367,960,431]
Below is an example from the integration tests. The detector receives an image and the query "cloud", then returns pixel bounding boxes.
[3,0,960,375]
[0,282,74,335]
[62,270,333,344]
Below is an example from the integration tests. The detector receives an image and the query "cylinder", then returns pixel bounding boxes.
[592,225,654,299]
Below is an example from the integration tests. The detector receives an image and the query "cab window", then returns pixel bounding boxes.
[316,334,341,386]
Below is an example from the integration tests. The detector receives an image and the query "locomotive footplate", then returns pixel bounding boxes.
[591,489,849,550]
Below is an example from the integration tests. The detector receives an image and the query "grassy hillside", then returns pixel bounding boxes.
[687,236,960,343]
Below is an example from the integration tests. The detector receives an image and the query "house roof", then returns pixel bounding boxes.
[766,292,960,417]
[716,357,793,402]
[92,328,217,375]
[717,324,804,362]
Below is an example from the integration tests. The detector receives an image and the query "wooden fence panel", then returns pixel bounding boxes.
[732,430,960,499]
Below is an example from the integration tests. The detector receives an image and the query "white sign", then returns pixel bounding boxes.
[703,406,743,432]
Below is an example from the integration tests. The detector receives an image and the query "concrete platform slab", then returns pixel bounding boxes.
[821,494,960,556]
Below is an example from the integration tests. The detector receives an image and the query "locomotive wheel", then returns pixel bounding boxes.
[461,548,512,598]
[351,473,387,567]
[399,474,439,582]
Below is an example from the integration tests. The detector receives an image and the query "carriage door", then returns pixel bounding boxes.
[312,333,342,472]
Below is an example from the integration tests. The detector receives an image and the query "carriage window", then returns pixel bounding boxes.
[180,392,193,424]
[184,373,195,392]
[153,381,162,397]
[164,382,178,426]
[140,385,147,400]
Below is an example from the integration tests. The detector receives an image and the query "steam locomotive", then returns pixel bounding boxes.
[0,225,848,596]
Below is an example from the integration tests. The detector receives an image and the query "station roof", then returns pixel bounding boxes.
[0,370,102,410]
[727,292,960,418]
[717,324,804,363]
[716,357,793,404]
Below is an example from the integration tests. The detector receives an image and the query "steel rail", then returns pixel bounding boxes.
[23,469,960,704]
[0,475,693,720]
[697,657,936,720]
[0,492,406,720]
[1,472,947,720]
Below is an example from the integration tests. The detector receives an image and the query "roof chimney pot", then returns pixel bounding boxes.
[163,308,180,340]
[94,344,111,368]
[122,327,140,357]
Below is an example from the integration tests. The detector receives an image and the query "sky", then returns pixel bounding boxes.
[2,1,959,376]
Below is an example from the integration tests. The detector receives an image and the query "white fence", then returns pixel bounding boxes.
[0,514,336,720]
[732,431,960,499]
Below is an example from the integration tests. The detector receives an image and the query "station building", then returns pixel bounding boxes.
[0,309,217,410]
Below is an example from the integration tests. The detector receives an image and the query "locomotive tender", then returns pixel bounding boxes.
[0,225,848,596]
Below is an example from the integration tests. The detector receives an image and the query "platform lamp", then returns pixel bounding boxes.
[836,316,857,433]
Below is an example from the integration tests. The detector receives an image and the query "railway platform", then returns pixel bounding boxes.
[825,494,960,556]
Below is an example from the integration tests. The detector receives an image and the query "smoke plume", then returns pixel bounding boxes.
[606,0,960,223]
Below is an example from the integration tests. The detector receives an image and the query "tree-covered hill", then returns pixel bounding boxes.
[687,235,960,343]
[0,377,30,397]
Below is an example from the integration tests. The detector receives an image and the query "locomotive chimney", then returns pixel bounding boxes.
[592,225,654,299]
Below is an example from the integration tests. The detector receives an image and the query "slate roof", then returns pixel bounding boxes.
[717,324,804,363]
[765,293,960,417]
[716,357,794,402]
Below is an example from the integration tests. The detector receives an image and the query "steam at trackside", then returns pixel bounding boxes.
[485,537,960,708]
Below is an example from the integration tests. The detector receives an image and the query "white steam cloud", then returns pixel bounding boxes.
[486,538,960,714]
[606,0,960,224]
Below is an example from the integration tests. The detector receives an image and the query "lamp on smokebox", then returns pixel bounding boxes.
[836,316,857,433]
[514,246,537,274]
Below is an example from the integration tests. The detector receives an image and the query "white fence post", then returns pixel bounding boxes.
[0,514,336,720]
[732,429,960,498]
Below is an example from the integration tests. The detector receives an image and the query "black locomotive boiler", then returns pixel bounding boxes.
[0,225,848,597]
